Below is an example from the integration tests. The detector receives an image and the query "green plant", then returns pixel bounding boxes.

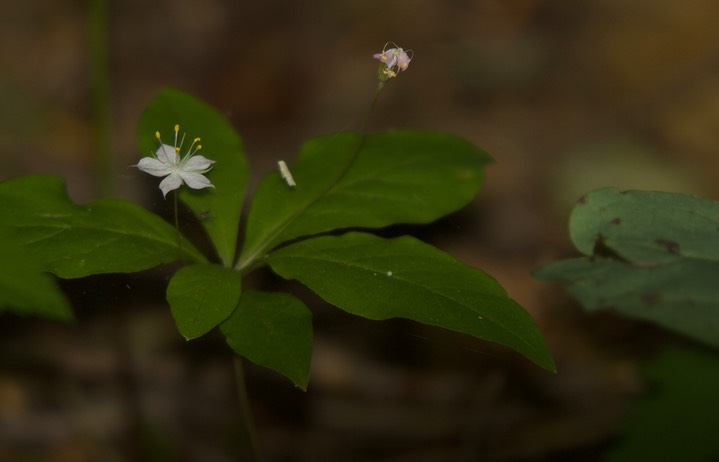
[1,46,554,459]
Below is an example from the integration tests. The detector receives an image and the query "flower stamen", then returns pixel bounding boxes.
[173,124,180,153]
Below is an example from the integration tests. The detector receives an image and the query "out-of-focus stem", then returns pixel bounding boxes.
[234,357,263,461]
[88,0,113,196]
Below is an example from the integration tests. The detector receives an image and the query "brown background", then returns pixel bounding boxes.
[2,1,719,460]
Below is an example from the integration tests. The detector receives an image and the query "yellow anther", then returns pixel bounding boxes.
[155,131,161,140]
[174,124,180,132]
[197,145,202,150]
[175,147,180,153]
[194,137,201,142]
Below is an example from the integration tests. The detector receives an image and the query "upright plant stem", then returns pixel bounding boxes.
[89,0,146,457]
[233,357,262,461]
[173,191,179,230]
[88,0,113,196]
[235,79,388,273]
[328,81,386,190]
[173,191,184,254]
[360,81,386,134]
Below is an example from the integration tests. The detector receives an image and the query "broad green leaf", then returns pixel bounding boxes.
[220,290,313,390]
[268,232,555,371]
[167,263,242,340]
[604,344,719,462]
[536,188,719,349]
[0,238,72,320]
[0,176,205,278]
[138,87,249,266]
[238,131,491,269]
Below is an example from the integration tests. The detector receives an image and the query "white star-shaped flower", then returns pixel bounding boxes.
[135,124,215,198]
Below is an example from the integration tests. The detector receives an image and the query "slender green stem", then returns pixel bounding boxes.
[360,80,386,134]
[88,0,113,196]
[233,357,262,461]
[173,191,179,231]
[333,81,386,180]
[235,82,387,272]
[173,190,184,255]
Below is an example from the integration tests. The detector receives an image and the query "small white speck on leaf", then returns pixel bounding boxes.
[278,160,296,188]
[387,271,393,277]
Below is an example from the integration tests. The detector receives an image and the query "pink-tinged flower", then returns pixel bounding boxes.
[373,42,413,79]
[135,124,215,198]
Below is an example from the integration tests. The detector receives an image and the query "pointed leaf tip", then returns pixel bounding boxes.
[269,232,554,371]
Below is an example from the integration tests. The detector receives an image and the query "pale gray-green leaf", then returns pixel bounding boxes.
[536,188,719,348]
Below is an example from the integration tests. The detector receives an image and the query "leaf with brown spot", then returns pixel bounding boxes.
[536,188,719,350]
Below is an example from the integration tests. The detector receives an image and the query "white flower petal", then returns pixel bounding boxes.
[135,129,217,198]
[159,173,183,197]
[384,49,401,68]
[137,157,174,177]
[182,155,215,172]
[397,50,411,71]
[155,144,179,166]
[179,171,214,190]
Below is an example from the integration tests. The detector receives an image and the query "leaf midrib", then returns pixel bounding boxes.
[271,250,540,355]
[237,148,483,270]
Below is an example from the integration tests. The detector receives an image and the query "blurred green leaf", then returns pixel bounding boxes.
[268,232,555,371]
[536,188,719,348]
[167,263,242,340]
[238,130,491,269]
[138,87,249,266]
[538,258,719,348]
[220,290,313,389]
[567,188,719,261]
[604,344,719,462]
[0,238,72,320]
[0,176,205,278]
